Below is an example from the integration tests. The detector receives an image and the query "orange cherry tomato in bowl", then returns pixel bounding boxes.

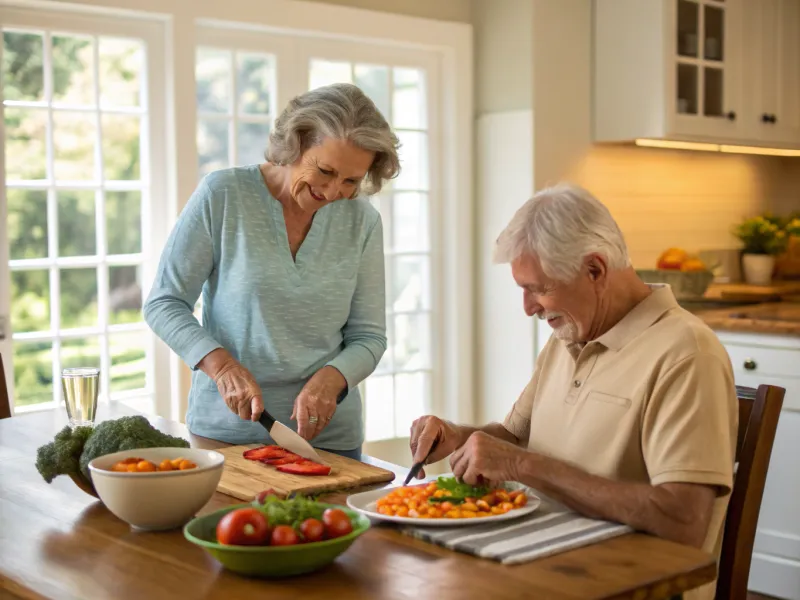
[271,525,300,546]
[216,508,271,546]
[322,508,353,539]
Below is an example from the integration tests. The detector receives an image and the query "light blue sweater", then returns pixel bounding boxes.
[143,165,387,449]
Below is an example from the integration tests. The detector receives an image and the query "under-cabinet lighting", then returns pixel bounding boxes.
[634,138,800,156]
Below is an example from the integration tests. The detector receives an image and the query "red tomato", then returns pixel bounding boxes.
[271,525,300,546]
[322,508,353,539]
[299,518,325,543]
[216,508,271,546]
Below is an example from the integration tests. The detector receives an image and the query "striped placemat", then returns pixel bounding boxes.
[398,490,633,565]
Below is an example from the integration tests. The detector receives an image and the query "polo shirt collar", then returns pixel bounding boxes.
[593,284,678,351]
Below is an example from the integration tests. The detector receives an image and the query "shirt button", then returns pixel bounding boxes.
[573,380,581,388]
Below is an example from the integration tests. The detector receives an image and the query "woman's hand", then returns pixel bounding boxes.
[292,367,347,440]
[198,349,264,422]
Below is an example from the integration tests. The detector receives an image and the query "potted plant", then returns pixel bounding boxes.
[732,215,788,285]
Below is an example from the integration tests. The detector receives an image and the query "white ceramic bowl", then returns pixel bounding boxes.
[88,447,225,531]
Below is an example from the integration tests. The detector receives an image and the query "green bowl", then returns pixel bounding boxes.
[183,503,370,578]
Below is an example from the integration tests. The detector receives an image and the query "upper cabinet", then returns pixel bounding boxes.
[594,0,800,147]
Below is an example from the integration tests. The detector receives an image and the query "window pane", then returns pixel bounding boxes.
[677,63,698,115]
[99,37,142,108]
[704,4,724,61]
[58,190,96,257]
[53,111,96,181]
[106,191,142,254]
[394,372,428,438]
[102,115,140,181]
[237,122,270,165]
[110,331,146,393]
[354,64,389,118]
[677,0,700,58]
[237,53,273,115]
[365,375,394,442]
[394,312,431,371]
[392,255,430,312]
[196,48,231,113]
[61,336,101,371]
[109,265,142,325]
[60,268,98,328]
[13,340,53,406]
[393,68,426,129]
[52,35,94,105]
[309,59,351,90]
[197,119,230,177]
[394,131,428,190]
[7,189,48,260]
[392,192,428,252]
[2,31,44,102]
[10,270,50,333]
[704,67,724,117]
[4,108,47,180]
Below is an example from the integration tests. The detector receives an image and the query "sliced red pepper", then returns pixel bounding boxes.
[262,454,303,466]
[276,461,332,476]
[243,445,289,461]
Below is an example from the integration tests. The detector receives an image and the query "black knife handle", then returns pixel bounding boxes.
[258,410,276,431]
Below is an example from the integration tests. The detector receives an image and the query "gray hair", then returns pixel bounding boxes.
[266,83,401,195]
[493,183,631,281]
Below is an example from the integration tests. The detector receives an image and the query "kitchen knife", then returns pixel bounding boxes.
[403,437,440,486]
[257,389,348,465]
[258,409,327,464]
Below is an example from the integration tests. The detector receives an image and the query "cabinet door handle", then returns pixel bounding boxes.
[726,111,737,121]
[761,113,777,124]
[743,358,757,371]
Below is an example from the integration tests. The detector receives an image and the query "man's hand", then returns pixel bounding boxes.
[449,431,525,486]
[409,416,470,478]
[291,366,347,440]
[198,349,263,422]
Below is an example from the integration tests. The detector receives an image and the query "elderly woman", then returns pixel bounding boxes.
[144,83,400,460]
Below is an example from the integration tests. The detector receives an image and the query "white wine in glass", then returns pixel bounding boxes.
[62,367,100,427]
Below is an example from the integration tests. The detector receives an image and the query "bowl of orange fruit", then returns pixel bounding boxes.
[636,247,714,299]
[88,448,224,531]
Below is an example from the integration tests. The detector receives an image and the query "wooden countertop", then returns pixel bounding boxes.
[0,404,718,600]
[693,301,800,336]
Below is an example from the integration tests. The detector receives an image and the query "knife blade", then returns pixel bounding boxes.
[256,390,348,465]
[258,410,326,464]
[403,437,440,486]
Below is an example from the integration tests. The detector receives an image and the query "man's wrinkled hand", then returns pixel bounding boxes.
[409,416,466,479]
[449,431,524,486]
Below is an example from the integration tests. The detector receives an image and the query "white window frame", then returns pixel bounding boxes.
[3,0,473,430]
[0,5,172,417]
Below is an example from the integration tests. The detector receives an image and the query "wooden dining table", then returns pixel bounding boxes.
[0,404,718,600]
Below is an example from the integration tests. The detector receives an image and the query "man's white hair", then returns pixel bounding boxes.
[493,183,631,281]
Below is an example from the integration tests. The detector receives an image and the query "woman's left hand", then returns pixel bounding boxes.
[291,366,348,440]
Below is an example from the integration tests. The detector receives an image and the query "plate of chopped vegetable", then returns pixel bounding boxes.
[183,491,370,577]
[346,475,540,526]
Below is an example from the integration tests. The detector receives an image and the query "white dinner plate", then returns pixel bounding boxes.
[346,480,541,527]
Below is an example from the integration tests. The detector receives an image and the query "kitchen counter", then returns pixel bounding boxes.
[0,404,717,600]
[693,301,800,336]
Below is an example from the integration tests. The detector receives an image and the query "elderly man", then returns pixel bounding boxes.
[410,183,737,600]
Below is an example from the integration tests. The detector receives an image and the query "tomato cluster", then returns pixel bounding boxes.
[215,491,354,547]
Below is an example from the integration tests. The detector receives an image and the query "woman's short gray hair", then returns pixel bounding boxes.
[267,83,401,195]
[494,183,631,281]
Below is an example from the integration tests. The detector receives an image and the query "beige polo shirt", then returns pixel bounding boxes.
[503,285,737,600]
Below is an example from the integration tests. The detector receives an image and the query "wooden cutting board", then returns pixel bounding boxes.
[216,444,396,501]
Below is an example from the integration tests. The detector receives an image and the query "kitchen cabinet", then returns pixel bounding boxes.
[744,0,800,145]
[594,0,800,148]
[716,330,800,600]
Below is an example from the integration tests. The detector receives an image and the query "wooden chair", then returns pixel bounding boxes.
[716,384,785,600]
[0,352,11,419]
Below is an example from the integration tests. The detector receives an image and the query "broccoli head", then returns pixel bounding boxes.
[35,424,94,488]
[78,415,190,479]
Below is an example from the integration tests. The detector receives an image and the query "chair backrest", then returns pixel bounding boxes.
[716,384,785,600]
[0,352,11,419]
